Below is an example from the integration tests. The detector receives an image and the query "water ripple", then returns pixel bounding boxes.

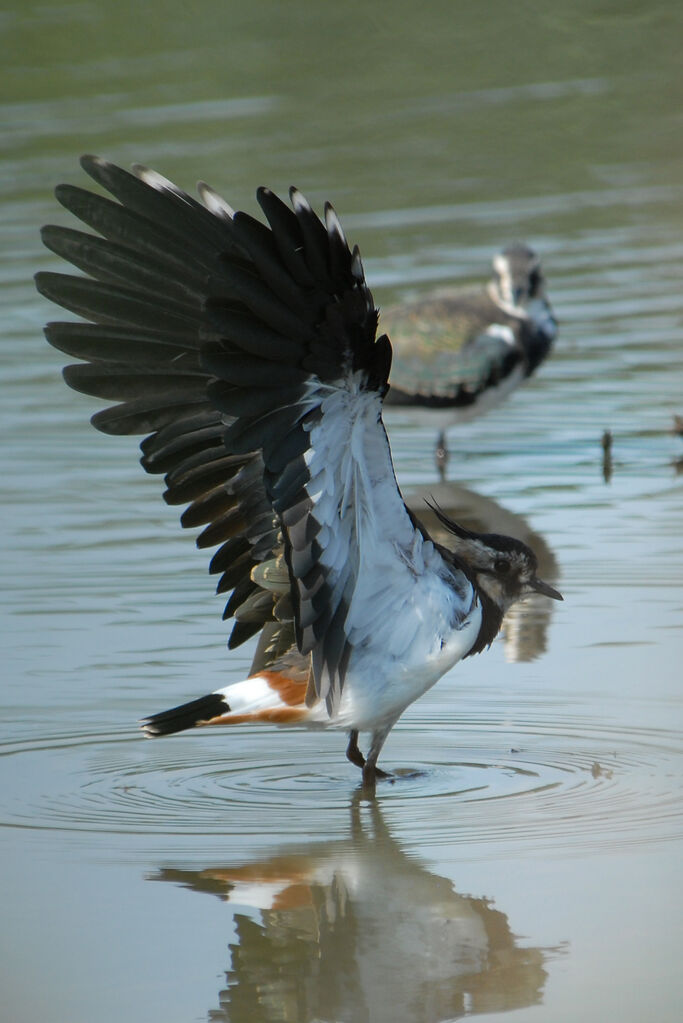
[2,714,680,855]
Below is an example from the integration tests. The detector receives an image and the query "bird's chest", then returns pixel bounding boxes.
[339,576,482,730]
[401,595,482,696]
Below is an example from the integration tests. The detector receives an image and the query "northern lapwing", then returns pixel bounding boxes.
[36,157,562,786]
[383,244,557,424]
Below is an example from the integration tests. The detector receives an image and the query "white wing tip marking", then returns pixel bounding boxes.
[198,181,235,219]
[132,163,184,196]
[324,203,347,245]
[290,187,312,214]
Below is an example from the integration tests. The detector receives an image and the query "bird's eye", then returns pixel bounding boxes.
[494,558,510,575]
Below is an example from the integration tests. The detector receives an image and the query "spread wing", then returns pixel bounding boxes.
[36,156,444,713]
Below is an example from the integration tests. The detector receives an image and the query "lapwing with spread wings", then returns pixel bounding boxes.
[36,157,561,786]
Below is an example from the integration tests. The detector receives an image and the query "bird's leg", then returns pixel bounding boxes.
[361,727,392,787]
[347,729,391,783]
[346,730,366,769]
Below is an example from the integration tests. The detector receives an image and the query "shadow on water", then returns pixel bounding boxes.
[149,795,562,1023]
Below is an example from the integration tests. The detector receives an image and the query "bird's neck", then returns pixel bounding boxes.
[441,545,506,657]
[466,587,504,657]
[486,282,526,320]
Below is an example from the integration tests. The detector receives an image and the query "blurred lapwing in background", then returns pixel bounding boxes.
[383,244,557,467]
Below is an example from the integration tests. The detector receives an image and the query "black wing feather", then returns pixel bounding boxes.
[38,156,392,695]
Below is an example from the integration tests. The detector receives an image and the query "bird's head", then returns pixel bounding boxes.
[490,244,545,311]
[428,502,563,613]
[489,243,558,358]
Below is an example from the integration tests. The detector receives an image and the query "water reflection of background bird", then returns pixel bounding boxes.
[150,798,558,1022]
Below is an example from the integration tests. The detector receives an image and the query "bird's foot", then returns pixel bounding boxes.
[361,762,393,789]
[347,731,392,786]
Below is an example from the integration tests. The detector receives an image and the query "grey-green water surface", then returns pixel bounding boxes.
[2,2,682,1021]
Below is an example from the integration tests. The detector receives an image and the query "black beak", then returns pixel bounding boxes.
[529,576,563,601]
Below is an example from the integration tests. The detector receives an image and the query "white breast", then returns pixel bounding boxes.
[316,566,482,733]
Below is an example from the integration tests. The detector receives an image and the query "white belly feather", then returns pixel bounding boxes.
[311,569,482,732]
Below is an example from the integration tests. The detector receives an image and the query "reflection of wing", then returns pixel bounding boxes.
[36,157,460,714]
[383,291,524,407]
[150,803,552,1022]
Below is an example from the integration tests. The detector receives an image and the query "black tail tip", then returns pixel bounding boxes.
[141,693,230,737]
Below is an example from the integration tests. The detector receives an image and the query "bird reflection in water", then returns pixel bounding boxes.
[407,481,559,663]
[149,798,558,1022]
